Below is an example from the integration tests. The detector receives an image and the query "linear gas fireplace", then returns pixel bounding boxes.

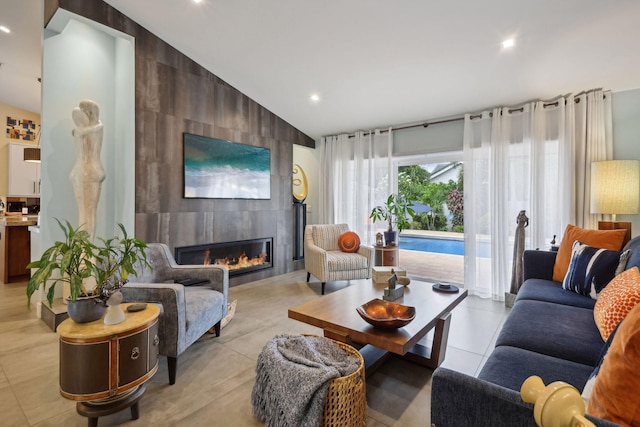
[175,238,273,277]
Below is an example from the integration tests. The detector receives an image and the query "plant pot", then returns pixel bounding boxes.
[384,231,398,246]
[67,296,106,323]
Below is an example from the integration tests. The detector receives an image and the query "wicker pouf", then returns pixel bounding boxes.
[317,337,367,427]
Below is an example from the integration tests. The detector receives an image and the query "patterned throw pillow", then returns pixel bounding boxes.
[587,303,640,425]
[561,241,622,299]
[337,231,360,253]
[593,267,640,340]
[552,224,627,283]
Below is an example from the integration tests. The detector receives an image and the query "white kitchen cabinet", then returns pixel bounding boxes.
[7,143,40,197]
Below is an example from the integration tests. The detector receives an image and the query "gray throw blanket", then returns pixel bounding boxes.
[251,334,361,427]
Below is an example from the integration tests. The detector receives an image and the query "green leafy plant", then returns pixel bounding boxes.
[369,194,416,233]
[27,219,151,307]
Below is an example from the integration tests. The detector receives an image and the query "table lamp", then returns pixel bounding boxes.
[590,160,640,246]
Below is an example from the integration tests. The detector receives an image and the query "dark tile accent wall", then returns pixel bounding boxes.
[55,0,315,286]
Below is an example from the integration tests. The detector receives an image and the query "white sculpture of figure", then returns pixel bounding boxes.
[70,100,105,241]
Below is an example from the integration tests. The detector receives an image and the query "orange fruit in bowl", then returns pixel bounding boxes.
[366,305,388,319]
[391,305,407,318]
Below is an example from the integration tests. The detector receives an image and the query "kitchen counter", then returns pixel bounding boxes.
[0,215,39,227]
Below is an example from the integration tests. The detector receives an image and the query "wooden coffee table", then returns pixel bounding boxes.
[288,279,467,374]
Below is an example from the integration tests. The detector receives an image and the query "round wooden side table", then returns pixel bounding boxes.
[57,303,160,426]
[374,245,399,266]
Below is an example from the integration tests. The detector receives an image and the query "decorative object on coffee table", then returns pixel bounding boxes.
[398,276,411,286]
[432,283,460,293]
[383,268,404,301]
[372,266,406,284]
[356,298,415,329]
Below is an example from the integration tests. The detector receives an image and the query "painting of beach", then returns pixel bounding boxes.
[184,133,271,199]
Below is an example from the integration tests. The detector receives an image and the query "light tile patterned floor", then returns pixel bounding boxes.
[1,269,508,426]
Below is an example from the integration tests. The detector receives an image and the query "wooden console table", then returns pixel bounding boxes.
[57,303,160,426]
[374,245,399,266]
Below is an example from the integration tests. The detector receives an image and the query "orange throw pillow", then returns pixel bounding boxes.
[587,303,640,425]
[337,231,360,253]
[593,267,640,340]
[552,225,627,283]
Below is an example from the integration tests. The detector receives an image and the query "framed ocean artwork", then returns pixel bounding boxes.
[183,133,271,199]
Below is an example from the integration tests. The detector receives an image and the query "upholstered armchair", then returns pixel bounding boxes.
[304,224,374,294]
[121,243,229,385]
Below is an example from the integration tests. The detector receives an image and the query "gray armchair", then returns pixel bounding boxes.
[121,243,229,385]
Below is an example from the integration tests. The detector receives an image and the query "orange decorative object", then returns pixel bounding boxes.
[338,231,360,253]
[356,298,415,329]
[593,267,640,340]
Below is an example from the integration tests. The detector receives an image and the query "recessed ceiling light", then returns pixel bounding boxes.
[193,0,203,4]
[310,94,320,102]
[0,26,10,34]
[502,38,515,49]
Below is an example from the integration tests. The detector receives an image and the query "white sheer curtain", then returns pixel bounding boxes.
[317,129,393,245]
[572,91,613,229]
[463,90,612,299]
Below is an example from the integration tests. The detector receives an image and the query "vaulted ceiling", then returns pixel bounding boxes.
[2,0,640,140]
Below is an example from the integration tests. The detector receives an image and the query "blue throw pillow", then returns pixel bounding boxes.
[562,240,622,299]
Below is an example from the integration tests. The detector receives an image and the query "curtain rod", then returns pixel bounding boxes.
[347,117,464,138]
[342,91,605,138]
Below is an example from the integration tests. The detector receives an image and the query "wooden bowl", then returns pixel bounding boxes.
[356,298,416,329]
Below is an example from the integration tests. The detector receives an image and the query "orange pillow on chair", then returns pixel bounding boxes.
[338,231,360,253]
[552,225,627,283]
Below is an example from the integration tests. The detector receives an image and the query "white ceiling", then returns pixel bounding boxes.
[2,0,640,140]
[0,0,42,116]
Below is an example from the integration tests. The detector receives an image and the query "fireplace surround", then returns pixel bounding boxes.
[175,238,273,277]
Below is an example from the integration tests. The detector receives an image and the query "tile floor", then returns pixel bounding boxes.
[0,270,509,426]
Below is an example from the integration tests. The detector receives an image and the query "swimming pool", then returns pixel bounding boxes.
[399,235,490,258]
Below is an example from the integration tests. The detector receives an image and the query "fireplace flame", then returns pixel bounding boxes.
[203,249,268,271]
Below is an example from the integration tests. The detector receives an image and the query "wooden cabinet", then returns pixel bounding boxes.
[375,245,399,266]
[7,143,40,197]
[0,224,31,283]
[57,304,160,401]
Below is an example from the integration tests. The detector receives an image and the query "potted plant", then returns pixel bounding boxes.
[369,194,415,245]
[27,219,151,323]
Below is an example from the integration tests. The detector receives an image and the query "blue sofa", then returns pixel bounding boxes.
[431,236,640,427]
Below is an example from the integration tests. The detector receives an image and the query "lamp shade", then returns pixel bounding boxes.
[23,147,41,163]
[590,160,640,215]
